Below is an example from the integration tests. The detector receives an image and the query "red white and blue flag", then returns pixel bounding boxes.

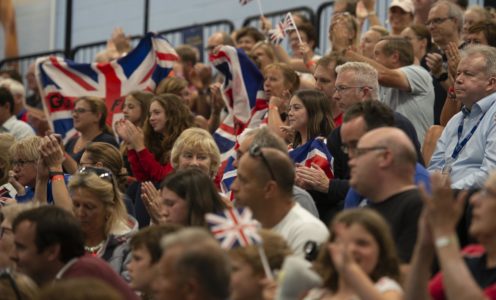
[206,207,262,248]
[209,46,267,197]
[268,13,298,45]
[35,33,178,139]
[289,138,335,179]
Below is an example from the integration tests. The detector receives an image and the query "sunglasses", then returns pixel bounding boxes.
[249,144,276,181]
[78,166,113,182]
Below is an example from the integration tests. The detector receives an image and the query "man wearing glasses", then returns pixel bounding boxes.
[345,36,435,144]
[230,145,328,257]
[295,62,421,222]
[425,1,464,124]
[348,126,422,266]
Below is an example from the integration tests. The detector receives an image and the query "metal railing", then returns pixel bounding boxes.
[242,6,315,55]
[70,35,144,63]
[0,50,65,80]
[158,20,235,62]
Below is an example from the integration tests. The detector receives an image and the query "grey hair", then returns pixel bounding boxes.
[252,127,288,154]
[336,62,380,100]
[460,44,496,77]
[432,0,464,33]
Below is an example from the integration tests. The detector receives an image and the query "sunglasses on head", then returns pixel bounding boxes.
[78,166,113,182]
[249,144,276,181]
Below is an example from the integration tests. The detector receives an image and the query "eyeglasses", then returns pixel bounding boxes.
[352,146,388,158]
[72,108,92,114]
[0,269,22,300]
[334,85,369,94]
[0,226,12,239]
[340,141,358,155]
[426,17,452,27]
[10,159,36,167]
[78,166,113,182]
[249,144,276,181]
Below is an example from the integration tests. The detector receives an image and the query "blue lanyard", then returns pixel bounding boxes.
[451,109,486,160]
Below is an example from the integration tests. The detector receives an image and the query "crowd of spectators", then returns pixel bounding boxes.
[1,0,496,299]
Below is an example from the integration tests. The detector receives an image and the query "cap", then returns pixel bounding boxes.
[389,0,414,14]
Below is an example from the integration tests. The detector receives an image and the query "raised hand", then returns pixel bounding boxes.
[141,181,165,224]
[421,172,466,237]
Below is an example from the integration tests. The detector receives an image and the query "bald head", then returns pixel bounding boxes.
[361,127,417,172]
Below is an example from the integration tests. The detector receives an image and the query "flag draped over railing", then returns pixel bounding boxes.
[35,33,178,139]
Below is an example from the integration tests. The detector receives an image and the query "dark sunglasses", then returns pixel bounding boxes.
[249,144,276,181]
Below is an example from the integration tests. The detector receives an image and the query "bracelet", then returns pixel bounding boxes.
[51,175,65,182]
[306,60,316,70]
[269,104,279,111]
[48,171,64,180]
[448,86,456,101]
[435,234,458,249]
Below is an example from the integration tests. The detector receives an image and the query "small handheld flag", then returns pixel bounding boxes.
[206,207,262,248]
[206,207,273,279]
[268,13,301,45]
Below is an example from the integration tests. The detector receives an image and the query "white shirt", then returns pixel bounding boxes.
[272,202,329,257]
[0,115,35,140]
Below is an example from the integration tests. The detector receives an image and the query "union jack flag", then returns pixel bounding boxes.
[268,13,298,45]
[206,207,262,248]
[35,33,178,140]
[289,138,334,179]
[268,25,286,45]
[209,46,267,198]
[239,0,253,5]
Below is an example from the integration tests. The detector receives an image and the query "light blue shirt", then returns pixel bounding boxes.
[428,91,496,189]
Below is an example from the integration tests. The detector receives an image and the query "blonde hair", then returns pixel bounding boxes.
[263,63,300,94]
[84,142,128,192]
[1,202,37,224]
[68,172,129,236]
[0,133,15,185]
[170,128,221,177]
[9,136,42,161]
[229,229,292,276]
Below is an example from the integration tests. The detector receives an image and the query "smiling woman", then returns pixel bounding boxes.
[116,94,193,184]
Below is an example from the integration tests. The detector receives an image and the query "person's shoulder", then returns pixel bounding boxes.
[94,132,118,145]
[289,204,327,230]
